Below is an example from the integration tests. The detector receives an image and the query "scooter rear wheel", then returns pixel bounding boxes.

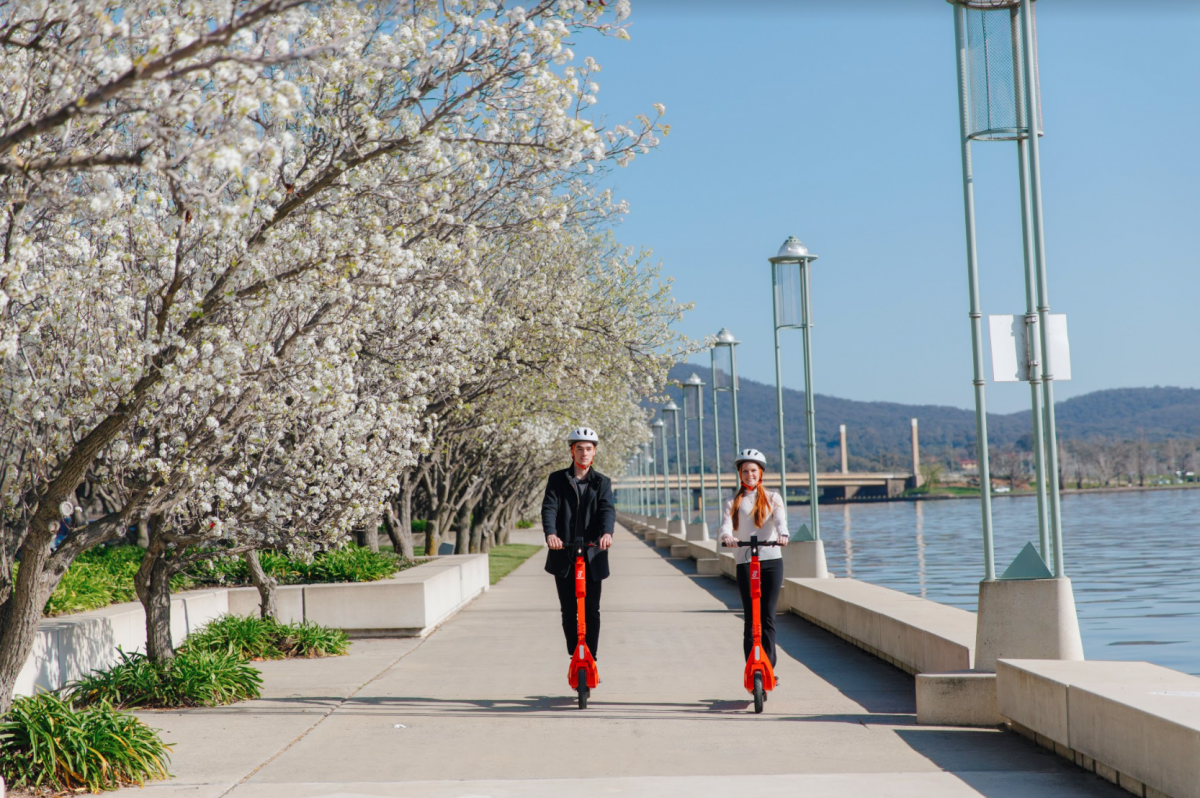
[577,667,589,710]
[753,673,764,714]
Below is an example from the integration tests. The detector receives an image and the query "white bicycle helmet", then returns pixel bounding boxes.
[567,427,599,444]
[734,448,767,469]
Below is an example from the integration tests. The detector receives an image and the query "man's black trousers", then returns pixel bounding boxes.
[736,557,783,667]
[554,563,602,658]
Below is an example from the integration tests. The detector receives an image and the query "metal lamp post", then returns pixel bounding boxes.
[653,419,669,525]
[769,236,821,540]
[683,373,709,539]
[768,236,829,579]
[638,449,646,517]
[948,0,1082,671]
[711,327,742,503]
[645,447,656,518]
[661,399,685,537]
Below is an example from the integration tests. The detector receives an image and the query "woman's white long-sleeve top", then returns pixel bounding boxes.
[719,490,789,565]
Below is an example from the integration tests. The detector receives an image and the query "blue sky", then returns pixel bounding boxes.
[587,1,1200,413]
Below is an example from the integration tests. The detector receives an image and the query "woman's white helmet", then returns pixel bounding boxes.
[567,427,599,444]
[734,448,767,469]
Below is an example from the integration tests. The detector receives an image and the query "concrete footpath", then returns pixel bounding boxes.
[114,525,1126,798]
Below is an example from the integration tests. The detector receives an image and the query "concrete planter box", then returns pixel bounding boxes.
[16,555,487,698]
[997,659,1200,798]
[16,589,230,698]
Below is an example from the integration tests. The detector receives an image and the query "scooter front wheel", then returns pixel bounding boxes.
[753,672,764,714]
[577,667,589,710]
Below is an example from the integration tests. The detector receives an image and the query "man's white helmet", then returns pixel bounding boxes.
[567,427,599,444]
[734,448,767,469]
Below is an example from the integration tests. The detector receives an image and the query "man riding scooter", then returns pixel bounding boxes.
[542,427,615,664]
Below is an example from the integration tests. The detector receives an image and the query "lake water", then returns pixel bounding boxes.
[706,488,1200,675]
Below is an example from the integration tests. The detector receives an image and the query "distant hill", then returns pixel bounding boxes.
[652,365,1200,473]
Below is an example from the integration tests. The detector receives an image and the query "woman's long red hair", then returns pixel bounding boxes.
[731,481,772,531]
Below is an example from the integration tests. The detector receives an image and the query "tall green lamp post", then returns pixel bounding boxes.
[661,400,685,537]
[683,373,709,540]
[652,418,669,525]
[711,328,742,502]
[768,236,829,579]
[948,0,1081,671]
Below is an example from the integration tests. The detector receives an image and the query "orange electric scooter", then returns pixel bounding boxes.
[725,534,779,713]
[566,538,599,709]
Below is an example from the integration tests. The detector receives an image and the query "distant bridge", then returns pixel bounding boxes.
[615,471,918,503]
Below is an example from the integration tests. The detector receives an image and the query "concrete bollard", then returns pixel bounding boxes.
[974,577,1084,672]
[667,517,686,537]
[783,539,829,579]
[915,671,1000,727]
[685,521,709,541]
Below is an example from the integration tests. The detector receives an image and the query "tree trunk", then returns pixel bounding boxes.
[0,527,59,716]
[366,514,380,552]
[138,558,176,662]
[243,549,278,620]
[136,516,150,548]
[382,490,414,560]
[456,501,472,554]
[424,518,441,556]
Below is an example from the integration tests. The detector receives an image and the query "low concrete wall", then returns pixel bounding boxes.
[617,514,975,676]
[15,588,230,698]
[997,659,1200,798]
[16,555,488,697]
[784,578,976,675]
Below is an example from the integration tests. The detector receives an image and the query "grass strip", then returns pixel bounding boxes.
[488,543,543,585]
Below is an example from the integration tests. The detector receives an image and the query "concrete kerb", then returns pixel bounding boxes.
[996,659,1200,798]
[15,554,488,697]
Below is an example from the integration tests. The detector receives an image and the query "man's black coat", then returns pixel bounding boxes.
[541,466,614,581]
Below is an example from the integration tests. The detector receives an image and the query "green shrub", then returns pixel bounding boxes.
[411,518,428,533]
[67,649,262,709]
[179,614,284,660]
[0,692,171,792]
[180,614,349,660]
[43,543,409,620]
[305,546,400,583]
[280,621,351,658]
[515,519,535,529]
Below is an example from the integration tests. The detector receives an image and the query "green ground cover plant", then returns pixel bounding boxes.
[180,614,349,660]
[66,649,263,710]
[488,543,543,585]
[514,519,535,529]
[0,692,172,792]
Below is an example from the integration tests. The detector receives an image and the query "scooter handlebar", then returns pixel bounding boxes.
[722,540,781,548]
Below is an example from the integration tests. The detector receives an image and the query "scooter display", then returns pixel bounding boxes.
[724,534,779,713]
[566,539,599,709]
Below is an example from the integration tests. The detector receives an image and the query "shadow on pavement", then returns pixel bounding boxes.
[894,728,1129,797]
[654,545,917,717]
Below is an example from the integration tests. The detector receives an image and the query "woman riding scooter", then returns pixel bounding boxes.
[719,448,789,673]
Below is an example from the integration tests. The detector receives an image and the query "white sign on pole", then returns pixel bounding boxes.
[988,314,1071,383]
